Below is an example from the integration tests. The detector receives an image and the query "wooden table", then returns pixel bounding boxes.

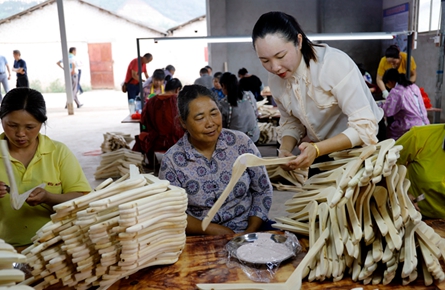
[121,114,141,124]
[108,219,445,290]
[121,114,142,131]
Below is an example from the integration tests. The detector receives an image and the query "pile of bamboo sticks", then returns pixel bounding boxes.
[22,167,187,289]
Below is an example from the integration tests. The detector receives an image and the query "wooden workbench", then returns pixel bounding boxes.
[108,219,445,290]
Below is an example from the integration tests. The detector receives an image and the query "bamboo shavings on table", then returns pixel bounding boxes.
[100,132,132,153]
[197,139,445,289]
[22,165,187,290]
[0,239,33,290]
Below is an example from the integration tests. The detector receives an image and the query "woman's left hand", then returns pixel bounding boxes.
[26,188,50,206]
[285,142,317,169]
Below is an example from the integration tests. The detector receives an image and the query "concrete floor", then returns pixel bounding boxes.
[1,90,293,221]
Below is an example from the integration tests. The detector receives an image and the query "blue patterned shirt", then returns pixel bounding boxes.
[159,129,273,233]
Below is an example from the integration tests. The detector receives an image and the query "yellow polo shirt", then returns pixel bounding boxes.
[0,133,91,246]
[377,52,417,77]
[395,125,445,218]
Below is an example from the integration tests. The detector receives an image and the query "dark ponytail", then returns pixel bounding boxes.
[0,88,47,123]
[382,68,412,87]
[219,72,243,107]
[252,11,318,67]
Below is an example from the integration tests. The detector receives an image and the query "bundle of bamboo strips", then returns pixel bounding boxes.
[197,139,445,289]
[272,139,445,287]
[94,148,144,179]
[22,166,187,290]
[0,240,33,290]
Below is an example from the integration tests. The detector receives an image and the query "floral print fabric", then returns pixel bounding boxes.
[159,129,273,232]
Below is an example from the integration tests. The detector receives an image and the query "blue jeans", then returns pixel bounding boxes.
[0,73,9,102]
[126,83,140,100]
[77,69,83,94]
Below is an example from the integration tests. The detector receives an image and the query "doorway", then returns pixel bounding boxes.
[88,43,114,89]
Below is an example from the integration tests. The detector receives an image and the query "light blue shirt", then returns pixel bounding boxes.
[0,55,7,73]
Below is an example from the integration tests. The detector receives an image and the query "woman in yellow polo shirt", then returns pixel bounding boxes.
[396,124,445,218]
[376,45,417,98]
[0,88,91,247]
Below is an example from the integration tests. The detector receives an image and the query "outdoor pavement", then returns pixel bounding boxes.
[1,89,293,221]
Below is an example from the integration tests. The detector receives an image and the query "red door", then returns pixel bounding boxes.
[88,43,114,89]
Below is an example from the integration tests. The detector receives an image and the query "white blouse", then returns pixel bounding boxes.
[269,44,384,147]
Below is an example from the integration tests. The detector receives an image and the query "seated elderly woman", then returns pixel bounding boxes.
[382,68,429,140]
[396,124,445,218]
[159,85,273,236]
[0,88,91,247]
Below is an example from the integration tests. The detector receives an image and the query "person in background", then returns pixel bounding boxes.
[205,65,212,75]
[57,47,83,108]
[0,88,91,247]
[124,53,152,100]
[381,68,429,140]
[143,69,165,100]
[164,65,176,82]
[12,50,28,88]
[219,72,260,143]
[211,72,225,100]
[238,67,263,101]
[134,78,184,165]
[0,54,11,102]
[356,63,378,94]
[159,85,273,236]
[252,12,383,170]
[376,45,417,99]
[73,48,84,95]
[194,67,213,89]
[395,124,445,218]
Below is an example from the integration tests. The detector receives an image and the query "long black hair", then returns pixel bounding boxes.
[252,11,318,67]
[382,68,412,87]
[219,72,243,107]
[0,88,47,123]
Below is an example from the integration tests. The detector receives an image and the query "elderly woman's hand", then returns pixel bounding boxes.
[26,187,50,206]
[278,149,297,171]
[0,181,9,198]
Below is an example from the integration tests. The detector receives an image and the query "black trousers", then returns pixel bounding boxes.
[16,76,29,88]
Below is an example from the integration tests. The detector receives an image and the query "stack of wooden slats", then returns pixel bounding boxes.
[22,167,187,289]
[272,139,445,287]
[0,239,33,290]
[196,140,445,290]
[94,148,144,179]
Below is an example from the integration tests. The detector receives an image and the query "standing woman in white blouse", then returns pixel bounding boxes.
[252,11,384,170]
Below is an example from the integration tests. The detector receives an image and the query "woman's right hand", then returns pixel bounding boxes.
[0,182,9,198]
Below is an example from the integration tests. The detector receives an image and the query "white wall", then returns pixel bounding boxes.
[0,0,164,91]
[160,18,208,85]
[383,0,445,121]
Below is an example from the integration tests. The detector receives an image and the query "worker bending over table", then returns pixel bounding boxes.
[376,44,417,99]
[252,12,384,170]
